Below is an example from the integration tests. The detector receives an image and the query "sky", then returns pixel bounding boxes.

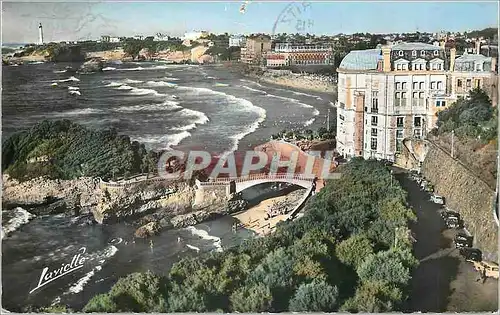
[2,1,499,43]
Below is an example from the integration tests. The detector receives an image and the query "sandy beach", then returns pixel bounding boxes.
[232,188,306,236]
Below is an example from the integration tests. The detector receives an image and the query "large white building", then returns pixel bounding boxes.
[336,42,497,161]
[229,35,246,47]
[182,30,209,41]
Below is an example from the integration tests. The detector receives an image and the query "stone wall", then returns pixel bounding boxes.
[422,141,498,260]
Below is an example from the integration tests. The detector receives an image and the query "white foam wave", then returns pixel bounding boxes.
[123,79,143,84]
[146,81,177,87]
[304,118,316,127]
[214,83,229,87]
[105,82,122,87]
[102,67,116,71]
[53,70,67,73]
[69,90,81,96]
[54,76,80,83]
[113,100,181,113]
[1,207,36,239]
[29,61,44,65]
[68,86,80,90]
[185,226,223,252]
[163,77,179,81]
[52,108,103,117]
[128,87,165,97]
[117,65,169,71]
[186,244,200,252]
[132,131,192,149]
[115,85,133,90]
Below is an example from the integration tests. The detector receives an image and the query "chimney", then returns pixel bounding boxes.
[382,46,391,72]
[476,41,481,55]
[450,48,456,72]
[492,57,497,73]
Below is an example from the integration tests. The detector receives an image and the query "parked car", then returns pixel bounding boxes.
[459,248,482,262]
[441,210,460,220]
[420,180,428,189]
[454,232,473,248]
[430,194,445,205]
[473,261,499,279]
[424,184,435,193]
[445,216,461,229]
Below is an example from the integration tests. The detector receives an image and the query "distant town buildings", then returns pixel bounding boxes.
[101,35,121,43]
[335,41,498,161]
[229,35,247,47]
[183,30,209,41]
[240,34,272,64]
[264,43,334,68]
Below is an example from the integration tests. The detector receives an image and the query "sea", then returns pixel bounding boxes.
[1,61,335,311]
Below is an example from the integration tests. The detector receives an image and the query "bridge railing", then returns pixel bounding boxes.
[197,173,316,186]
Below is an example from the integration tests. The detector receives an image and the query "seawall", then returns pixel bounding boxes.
[420,141,498,261]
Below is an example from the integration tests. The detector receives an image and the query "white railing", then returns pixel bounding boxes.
[197,173,316,186]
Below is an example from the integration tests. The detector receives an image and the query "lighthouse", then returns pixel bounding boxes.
[38,23,44,45]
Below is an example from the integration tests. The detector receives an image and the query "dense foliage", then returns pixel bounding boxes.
[2,120,159,181]
[271,127,335,141]
[82,158,417,312]
[431,88,497,142]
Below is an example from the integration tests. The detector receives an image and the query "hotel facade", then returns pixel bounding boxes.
[336,42,498,161]
[265,43,334,68]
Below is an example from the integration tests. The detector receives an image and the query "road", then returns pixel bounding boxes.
[394,168,498,312]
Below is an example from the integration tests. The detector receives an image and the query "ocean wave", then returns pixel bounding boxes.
[68,86,80,90]
[113,100,181,113]
[128,87,165,97]
[185,226,223,252]
[54,76,80,83]
[304,118,316,127]
[69,90,81,96]
[145,81,177,87]
[214,83,229,87]
[123,79,143,84]
[132,131,192,149]
[115,85,133,90]
[163,77,179,81]
[1,207,36,239]
[273,87,323,100]
[53,69,67,73]
[105,81,122,87]
[171,109,210,131]
[117,65,170,71]
[29,61,44,65]
[312,109,320,116]
[186,244,200,252]
[178,86,265,154]
[102,67,116,71]
[52,108,104,117]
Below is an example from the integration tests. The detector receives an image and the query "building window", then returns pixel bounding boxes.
[430,81,436,89]
[396,129,404,139]
[419,82,424,89]
[395,82,400,90]
[413,92,418,98]
[396,64,401,70]
[371,116,378,126]
[339,114,345,121]
[395,92,401,99]
[396,140,403,152]
[398,50,404,56]
[372,92,379,113]
[436,100,441,107]
[402,63,408,70]
[475,79,481,88]
[419,92,424,99]
[457,79,462,87]
[437,81,443,89]
[371,128,378,137]
[371,137,377,150]
[413,82,418,89]
[414,117,422,127]
[402,92,407,99]
[412,50,417,57]
[475,63,482,71]
[442,101,446,107]
[414,129,422,138]
[397,117,404,127]
[402,82,407,89]
[434,50,439,56]
[466,79,471,87]
[420,50,426,56]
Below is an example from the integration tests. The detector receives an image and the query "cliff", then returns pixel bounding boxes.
[411,141,498,260]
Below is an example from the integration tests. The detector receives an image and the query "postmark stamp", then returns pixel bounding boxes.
[271,1,314,38]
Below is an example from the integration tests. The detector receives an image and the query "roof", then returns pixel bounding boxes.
[338,48,382,71]
[391,42,443,51]
[455,53,493,63]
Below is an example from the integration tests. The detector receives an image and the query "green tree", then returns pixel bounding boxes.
[357,250,412,285]
[336,234,374,268]
[123,39,144,60]
[83,294,118,313]
[340,280,403,312]
[288,279,339,312]
[229,283,273,312]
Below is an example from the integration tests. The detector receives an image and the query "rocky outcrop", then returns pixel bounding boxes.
[421,140,498,261]
[134,221,160,238]
[78,58,104,73]
[2,174,99,214]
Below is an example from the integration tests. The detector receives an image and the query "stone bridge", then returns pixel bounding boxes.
[193,173,316,208]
